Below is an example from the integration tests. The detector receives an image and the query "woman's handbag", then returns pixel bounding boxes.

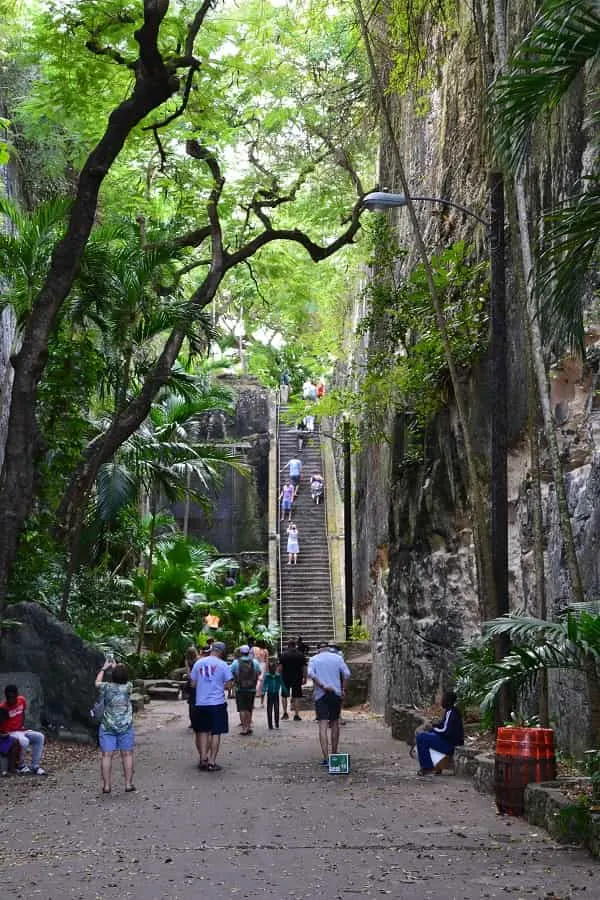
[90,694,104,723]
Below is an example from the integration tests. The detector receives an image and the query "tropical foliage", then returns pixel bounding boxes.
[456,608,600,743]
[491,0,600,351]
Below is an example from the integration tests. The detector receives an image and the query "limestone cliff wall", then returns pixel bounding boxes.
[171,376,270,563]
[355,1,599,752]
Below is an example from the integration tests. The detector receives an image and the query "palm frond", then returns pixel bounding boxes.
[482,612,569,643]
[490,0,600,171]
[537,186,600,351]
[95,462,138,523]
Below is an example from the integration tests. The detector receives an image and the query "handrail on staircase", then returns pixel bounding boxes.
[320,425,336,645]
[275,389,283,655]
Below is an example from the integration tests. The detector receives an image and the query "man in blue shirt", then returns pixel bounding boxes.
[189,642,233,772]
[308,643,351,765]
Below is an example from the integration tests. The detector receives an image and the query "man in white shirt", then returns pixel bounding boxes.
[308,643,351,765]
[189,642,233,772]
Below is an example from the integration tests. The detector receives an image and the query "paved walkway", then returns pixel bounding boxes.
[0,702,594,899]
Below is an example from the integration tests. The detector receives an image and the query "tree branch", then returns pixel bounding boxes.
[84,40,135,68]
[143,60,200,131]
[151,126,167,170]
[185,0,217,57]
[225,197,365,269]
[186,138,224,189]
[135,0,170,78]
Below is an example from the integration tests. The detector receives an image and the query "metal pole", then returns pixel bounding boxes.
[490,171,510,725]
[343,419,354,640]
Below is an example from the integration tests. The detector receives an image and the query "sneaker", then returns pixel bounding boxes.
[16,764,31,775]
[282,713,289,720]
[32,766,47,776]
[293,715,301,721]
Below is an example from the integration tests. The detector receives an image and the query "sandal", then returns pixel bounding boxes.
[125,785,136,792]
[102,787,111,794]
[207,763,222,772]
[198,760,209,771]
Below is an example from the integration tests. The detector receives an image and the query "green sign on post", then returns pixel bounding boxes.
[328,753,350,774]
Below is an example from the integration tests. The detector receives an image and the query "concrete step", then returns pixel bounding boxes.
[278,420,332,642]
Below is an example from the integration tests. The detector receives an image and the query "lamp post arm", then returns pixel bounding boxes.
[411,196,490,228]
[362,191,489,228]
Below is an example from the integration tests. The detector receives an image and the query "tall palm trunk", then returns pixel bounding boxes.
[528,353,549,726]
[136,503,157,656]
[492,1,585,607]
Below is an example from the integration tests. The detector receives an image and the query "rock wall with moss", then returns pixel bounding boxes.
[354,1,599,753]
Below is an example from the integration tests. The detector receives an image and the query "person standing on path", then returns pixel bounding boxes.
[184,645,199,728]
[278,640,307,721]
[261,662,283,729]
[253,640,270,705]
[286,522,299,565]
[230,645,261,735]
[308,643,351,765]
[189,642,233,771]
[95,663,135,793]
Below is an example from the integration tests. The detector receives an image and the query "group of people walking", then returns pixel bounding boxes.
[184,638,350,772]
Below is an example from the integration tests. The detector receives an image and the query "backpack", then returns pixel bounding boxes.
[236,657,259,690]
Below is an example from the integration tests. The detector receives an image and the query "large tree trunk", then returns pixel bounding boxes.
[0,3,180,603]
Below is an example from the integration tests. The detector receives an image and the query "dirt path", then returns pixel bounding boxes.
[0,701,594,899]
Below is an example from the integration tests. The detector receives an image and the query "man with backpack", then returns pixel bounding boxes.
[231,645,261,735]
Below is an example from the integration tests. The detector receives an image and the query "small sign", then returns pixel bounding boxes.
[328,753,350,774]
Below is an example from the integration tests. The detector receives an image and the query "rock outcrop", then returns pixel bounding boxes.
[0,602,103,741]
[349,2,599,754]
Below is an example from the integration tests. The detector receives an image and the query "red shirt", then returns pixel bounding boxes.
[0,696,26,732]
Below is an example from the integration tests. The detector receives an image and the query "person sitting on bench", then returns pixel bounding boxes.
[0,684,47,775]
[416,690,463,776]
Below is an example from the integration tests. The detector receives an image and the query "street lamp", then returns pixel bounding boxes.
[362,176,509,672]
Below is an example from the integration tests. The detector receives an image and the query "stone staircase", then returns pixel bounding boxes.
[278,408,334,648]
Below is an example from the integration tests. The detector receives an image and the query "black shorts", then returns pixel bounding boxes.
[282,680,302,699]
[235,691,256,712]
[290,474,300,487]
[315,693,342,722]
[191,703,229,734]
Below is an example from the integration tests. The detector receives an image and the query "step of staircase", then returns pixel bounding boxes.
[277,407,334,645]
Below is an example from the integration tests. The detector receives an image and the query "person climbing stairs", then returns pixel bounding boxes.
[278,409,335,649]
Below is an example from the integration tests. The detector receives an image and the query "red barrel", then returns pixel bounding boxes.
[494,726,556,816]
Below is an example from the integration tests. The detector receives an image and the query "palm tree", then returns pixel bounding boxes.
[489,0,600,607]
[0,196,71,324]
[456,608,600,745]
[491,0,600,350]
[60,380,247,625]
